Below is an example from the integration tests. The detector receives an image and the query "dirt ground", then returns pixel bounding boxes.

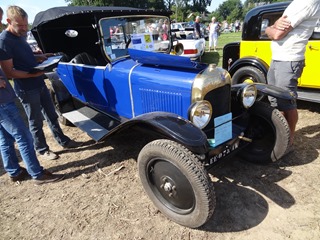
[0,100,319,240]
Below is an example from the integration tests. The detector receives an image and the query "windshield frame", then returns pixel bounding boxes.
[99,15,171,62]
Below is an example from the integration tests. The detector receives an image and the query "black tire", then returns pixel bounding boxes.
[239,101,290,163]
[232,66,266,85]
[138,139,215,228]
[49,86,73,126]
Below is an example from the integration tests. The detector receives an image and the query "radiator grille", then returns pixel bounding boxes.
[140,88,183,115]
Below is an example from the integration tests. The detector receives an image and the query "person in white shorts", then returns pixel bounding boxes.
[208,17,220,52]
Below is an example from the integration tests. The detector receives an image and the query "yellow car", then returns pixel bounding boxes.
[223,1,320,103]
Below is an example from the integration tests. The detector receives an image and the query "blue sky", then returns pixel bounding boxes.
[0,0,68,23]
[1,0,226,24]
[208,0,226,12]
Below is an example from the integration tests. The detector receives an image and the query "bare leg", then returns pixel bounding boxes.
[283,108,298,145]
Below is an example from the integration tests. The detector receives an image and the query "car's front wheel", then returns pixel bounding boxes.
[239,101,290,163]
[138,139,215,228]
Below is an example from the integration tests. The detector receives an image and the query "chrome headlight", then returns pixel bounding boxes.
[242,84,257,108]
[189,100,212,129]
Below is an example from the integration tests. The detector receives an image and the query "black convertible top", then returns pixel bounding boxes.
[32,6,172,28]
[31,6,172,64]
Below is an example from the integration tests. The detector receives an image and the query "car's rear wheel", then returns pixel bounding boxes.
[138,139,215,228]
[49,86,73,126]
[232,66,266,84]
[239,101,290,163]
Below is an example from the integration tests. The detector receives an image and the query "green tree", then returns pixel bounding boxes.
[172,0,190,22]
[242,0,285,16]
[66,0,212,12]
[66,0,213,22]
[215,0,243,23]
[66,0,155,8]
[187,0,212,13]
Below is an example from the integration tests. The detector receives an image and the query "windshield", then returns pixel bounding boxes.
[99,15,171,62]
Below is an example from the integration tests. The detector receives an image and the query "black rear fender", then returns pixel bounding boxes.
[222,42,240,70]
[228,57,269,77]
[45,71,73,104]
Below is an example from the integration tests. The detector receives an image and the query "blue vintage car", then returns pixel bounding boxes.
[32,6,293,228]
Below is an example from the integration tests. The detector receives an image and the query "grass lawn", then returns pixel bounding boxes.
[201,31,241,67]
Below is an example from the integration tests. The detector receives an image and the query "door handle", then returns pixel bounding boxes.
[309,45,319,50]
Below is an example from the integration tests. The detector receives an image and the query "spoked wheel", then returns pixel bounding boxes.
[138,139,215,228]
[239,101,290,163]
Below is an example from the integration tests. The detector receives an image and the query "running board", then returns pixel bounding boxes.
[297,88,320,103]
[62,106,119,141]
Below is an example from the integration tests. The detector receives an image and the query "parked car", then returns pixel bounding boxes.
[223,1,320,103]
[200,23,209,40]
[171,22,208,40]
[170,22,189,38]
[32,6,293,228]
[175,36,206,59]
[26,31,42,53]
[171,30,206,60]
[170,23,206,60]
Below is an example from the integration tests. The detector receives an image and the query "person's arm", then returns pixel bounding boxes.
[34,53,54,63]
[0,59,45,79]
[0,75,7,88]
[265,15,293,40]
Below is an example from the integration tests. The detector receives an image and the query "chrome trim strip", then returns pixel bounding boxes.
[128,62,141,118]
[59,62,107,70]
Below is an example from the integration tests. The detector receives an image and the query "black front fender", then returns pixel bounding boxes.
[254,83,295,100]
[231,83,295,101]
[105,112,209,155]
[134,112,209,154]
[232,82,295,101]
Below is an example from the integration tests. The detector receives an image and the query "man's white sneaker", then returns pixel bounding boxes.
[39,150,59,160]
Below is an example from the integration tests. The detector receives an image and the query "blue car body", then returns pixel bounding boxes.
[30,6,294,228]
[58,51,200,120]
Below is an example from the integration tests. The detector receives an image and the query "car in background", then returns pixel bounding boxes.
[170,22,189,38]
[171,32,206,60]
[223,1,320,103]
[32,5,293,229]
[200,23,209,40]
[170,23,206,60]
[171,22,208,40]
[26,31,42,53]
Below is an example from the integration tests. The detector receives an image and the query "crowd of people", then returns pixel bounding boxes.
[146,19,169,41]
[191,15,242,52]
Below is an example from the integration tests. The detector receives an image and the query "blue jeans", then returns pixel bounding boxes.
[16,86,70,154]
[0,102,43,178]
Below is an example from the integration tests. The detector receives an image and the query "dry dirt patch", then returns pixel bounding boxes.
[0,101,319,240]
